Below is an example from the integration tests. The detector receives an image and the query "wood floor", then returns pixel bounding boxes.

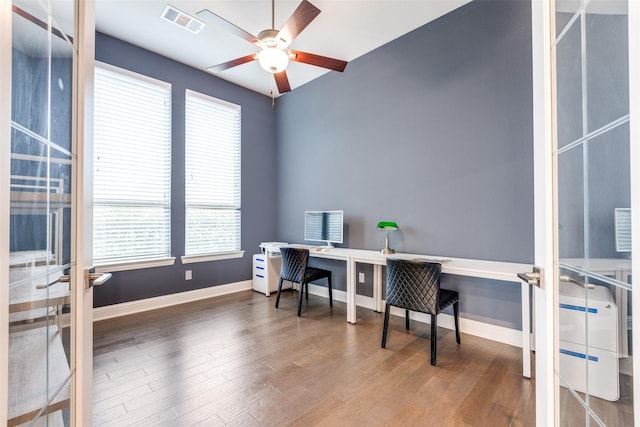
[93,290,536,426]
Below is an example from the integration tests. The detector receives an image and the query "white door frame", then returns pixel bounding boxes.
[531,0,556,425]
[0,0,12,420]
[629,0,640,424]
[72,0,95,424]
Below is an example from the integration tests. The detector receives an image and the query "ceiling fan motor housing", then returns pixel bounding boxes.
[258,29,288,48]
[257,29,290,73]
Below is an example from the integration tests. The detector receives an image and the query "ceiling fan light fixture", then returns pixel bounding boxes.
[258,47,289,73]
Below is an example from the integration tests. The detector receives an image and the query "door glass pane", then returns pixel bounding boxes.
[556,17,583,150]
[555,0,631,425]
[585,0,629,134]
[9,0,74,425]
[558,145,584,259]
[556,0,581,37]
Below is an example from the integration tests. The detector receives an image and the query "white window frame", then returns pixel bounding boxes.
[93,62,175,270]
[182,89,243,264]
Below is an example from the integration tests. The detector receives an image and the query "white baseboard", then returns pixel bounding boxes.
[84,280,521,350]
[307,284,376,310]
[307,283,523,348]
[92,280,252,322]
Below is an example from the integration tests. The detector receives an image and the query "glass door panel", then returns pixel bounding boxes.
[555,14,583,150]
[8,0,74,425]
[555,0,632,425]
[584,1,629,135]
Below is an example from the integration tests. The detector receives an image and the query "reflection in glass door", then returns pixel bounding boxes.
[7,1,75,425]
[554,0,632,425]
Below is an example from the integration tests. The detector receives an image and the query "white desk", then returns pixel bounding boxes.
[291,245,533,377]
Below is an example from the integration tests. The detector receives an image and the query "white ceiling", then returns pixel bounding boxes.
[95,0,472,97]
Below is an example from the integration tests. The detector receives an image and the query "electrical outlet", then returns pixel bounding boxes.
[359,272,365,283]
[185,270,192,280]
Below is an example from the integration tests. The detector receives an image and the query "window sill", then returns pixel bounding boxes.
[181,251,245,264]
[95,257,176,273]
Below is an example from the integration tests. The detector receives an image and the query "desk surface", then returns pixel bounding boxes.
[291,244,531,283]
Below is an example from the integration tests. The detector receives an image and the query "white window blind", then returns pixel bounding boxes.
[93,64,172,264]
[185,90,241,256]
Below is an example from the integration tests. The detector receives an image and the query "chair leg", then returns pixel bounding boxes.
[306,281,309,300]
[405,309,410,330]
[298,281,305,316]
[454,301,461,344]
[328,275,333,307]
[430,314,437,366]
[381,303,391,348]
[275,278,284,308]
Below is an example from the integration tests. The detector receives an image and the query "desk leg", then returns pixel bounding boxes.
[373,264,383,313]
[521,281,531,378]
[615,287,629,357]
[347,258,357,324]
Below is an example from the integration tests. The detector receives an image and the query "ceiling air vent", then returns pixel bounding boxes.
[161,5,204,34]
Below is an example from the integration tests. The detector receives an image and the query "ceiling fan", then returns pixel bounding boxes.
[196,0,348,94]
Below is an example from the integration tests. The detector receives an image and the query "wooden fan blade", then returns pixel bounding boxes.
[274,71,291,94]
[207,54,257,73]
[276,0,320,47]
[197,9,260,45]
[289,50,348,72]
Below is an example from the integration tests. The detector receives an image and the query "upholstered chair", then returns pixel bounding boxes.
[381,258,460,365]
[275,247,333,316]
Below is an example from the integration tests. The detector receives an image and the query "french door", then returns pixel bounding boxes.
[554,1,634,424]
[1,0,95,425]
[534,0,638,425]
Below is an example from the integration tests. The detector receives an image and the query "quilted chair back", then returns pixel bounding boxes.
[279,247,309,284]
[386,259,442,315]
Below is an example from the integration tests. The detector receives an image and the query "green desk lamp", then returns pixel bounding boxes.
[377,221,398,254]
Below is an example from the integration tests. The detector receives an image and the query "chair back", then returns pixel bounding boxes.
[279,247,309,283]
[386,259,442,315]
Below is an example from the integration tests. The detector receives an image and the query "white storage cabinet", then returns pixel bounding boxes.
[559,281,619,401]
[252,242,289,296]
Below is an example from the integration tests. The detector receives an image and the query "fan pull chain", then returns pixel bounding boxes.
[271,89,275,108]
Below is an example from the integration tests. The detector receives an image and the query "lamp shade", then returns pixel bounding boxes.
[258,47,289,73]
[377,221,398,230]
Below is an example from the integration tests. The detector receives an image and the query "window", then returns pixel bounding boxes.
[184,90,241,257]
[93,63,172,265]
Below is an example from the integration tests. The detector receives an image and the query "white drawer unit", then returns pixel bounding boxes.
[252,242,288,296]
[559,281,619,401]
[252,254,269,295]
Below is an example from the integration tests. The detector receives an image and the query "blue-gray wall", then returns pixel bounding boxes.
[93,33,278,307]
[276,0,534,263]
[275,0,534,329]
